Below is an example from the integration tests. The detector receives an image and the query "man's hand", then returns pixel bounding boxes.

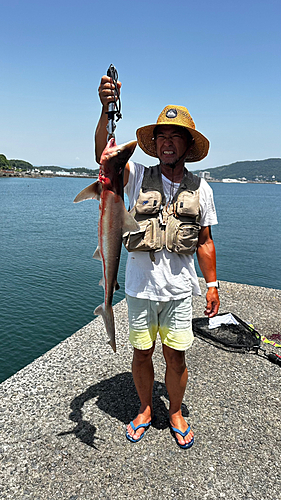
[204,287,220,318]
[98,75,122,109]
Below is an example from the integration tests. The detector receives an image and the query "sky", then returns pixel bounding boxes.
[1,0,280,171]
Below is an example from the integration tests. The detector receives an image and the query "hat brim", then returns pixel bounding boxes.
[136,123,209,162]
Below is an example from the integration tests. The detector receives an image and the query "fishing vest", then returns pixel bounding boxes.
[123,165,201,260]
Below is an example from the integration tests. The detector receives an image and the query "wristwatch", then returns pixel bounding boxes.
[206,281,220,289]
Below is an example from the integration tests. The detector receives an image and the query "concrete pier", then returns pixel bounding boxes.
[0,279,280,499]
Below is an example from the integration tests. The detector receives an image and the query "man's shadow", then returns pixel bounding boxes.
[58,371,190,449]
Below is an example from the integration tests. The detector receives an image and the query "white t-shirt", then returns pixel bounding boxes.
[124,162,218,300]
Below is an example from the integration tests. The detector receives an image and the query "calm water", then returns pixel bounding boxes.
[0,177,280,382]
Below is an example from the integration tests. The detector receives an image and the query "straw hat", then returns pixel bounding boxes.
[136,105,209,162]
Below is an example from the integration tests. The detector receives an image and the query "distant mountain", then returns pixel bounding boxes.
[193,158,281,182]
[36,165,99,175]
[0,155,98,175]
[9,159,33,170]
[2,154,281,182]
[0,154,13,169]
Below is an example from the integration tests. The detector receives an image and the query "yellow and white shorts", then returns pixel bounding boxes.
[126,293,194,351]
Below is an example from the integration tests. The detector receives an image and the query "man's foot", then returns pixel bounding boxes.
[126,412,155,443]
[169,413,194,449]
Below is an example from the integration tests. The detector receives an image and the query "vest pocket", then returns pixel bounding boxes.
[166,216,200,255]
[123,218,163,252]
[176,190,200,217]
[135,190,162,215]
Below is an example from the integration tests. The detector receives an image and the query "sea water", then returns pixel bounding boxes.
[0,177,280,382]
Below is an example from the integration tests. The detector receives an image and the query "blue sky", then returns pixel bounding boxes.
[1,0,280,170]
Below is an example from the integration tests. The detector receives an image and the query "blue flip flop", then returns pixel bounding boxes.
[126,416,156,443]
[170,424,194,449]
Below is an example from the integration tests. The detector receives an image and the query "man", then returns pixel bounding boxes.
[95,75,220,449]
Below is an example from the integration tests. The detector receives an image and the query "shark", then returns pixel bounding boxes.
[74,138,139,351]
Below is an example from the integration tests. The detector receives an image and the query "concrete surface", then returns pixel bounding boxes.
[0,279,280,499]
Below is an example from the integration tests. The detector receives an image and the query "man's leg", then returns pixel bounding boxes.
[126,343,155,440]
[162,345,194,446]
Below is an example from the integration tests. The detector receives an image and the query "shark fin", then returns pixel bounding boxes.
[93,246,102,261]
[122,207,140,235]
[94,304,104,316]
[74,181,102,203]
[99,276,105,288]
[98,277,119,292]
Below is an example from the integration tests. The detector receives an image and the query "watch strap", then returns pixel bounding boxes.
[206,281,219,289]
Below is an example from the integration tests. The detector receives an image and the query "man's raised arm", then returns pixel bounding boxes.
[94,75,130,186]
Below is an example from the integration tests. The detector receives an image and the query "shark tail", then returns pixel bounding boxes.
[94,303,116,353]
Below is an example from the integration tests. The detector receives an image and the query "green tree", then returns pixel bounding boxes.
[0,154,11,170]
[9,159,33,170]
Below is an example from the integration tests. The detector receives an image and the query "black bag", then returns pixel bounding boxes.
[192,312,261,352]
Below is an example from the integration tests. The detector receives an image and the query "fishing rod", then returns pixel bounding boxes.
[106,64,122,140]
